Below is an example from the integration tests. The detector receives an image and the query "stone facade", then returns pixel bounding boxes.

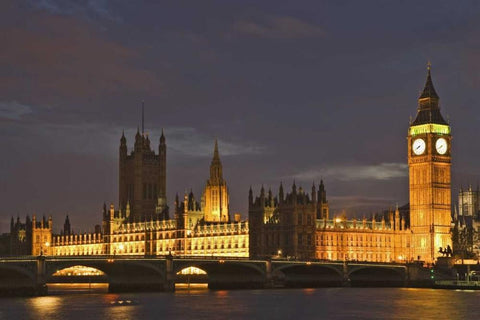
[453,186,480,258]
[119,129,167,221]
[8,215,52,256]
[51,208,248,257]
[248,182,412,262]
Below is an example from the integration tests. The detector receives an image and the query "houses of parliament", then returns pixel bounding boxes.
[7,66,452,264]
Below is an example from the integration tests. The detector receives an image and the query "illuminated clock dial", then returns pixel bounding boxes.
[436,138,448,155]
[413,138,426,155]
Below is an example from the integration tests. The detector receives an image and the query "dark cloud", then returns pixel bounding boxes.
[0,11,162,109]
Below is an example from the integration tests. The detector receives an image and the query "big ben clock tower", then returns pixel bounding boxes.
[408,64,452,263]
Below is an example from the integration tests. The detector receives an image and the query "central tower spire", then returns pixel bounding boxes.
[209,139,223,183]
[203,139,229,222]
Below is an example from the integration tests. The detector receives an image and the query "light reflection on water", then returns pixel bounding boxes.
[1,287,479,320]
[27,296,62,319]
[48,283,109,294]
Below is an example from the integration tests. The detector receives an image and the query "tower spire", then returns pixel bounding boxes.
[160,128,165,144]
[419,62,439,100]
[412,63,447,125]
[213,139,219,161]
[209,139,222,182]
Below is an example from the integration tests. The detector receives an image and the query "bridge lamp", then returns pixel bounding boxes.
[335,218,342,223]
[277,249,282,256]
[305,261,312,266]
[397,255,404,261]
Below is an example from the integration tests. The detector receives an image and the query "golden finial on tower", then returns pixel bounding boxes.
[427,60,431,70]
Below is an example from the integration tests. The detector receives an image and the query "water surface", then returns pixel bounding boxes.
[0,286,477,319]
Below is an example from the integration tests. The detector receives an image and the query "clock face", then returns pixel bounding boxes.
[436,138,448,155]
[413,138,426,155]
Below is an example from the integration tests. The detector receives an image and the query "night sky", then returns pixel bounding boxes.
[1,1,480,233]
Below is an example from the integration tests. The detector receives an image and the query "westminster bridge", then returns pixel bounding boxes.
[0,255,430,295]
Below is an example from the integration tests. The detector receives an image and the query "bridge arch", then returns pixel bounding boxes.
[173,261,265,277]
[273,263,344,287]
[348,266,405,287]
[0,264,36,282]
[46,260,164,279]
[175,266,208,287]
[46,259,166,292]
[173,260,266,289]
[274,263,343,277]
[0,263,40,296]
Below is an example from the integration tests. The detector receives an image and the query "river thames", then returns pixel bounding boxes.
[0,285,478,319]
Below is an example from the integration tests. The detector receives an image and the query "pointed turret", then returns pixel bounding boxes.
[157,128,167,216]
[260,185,265,207]
[248,186,253,206]
[279,182,284,203]
[209,139,223,183]
[120,130,126,145]
[64,215,71,236]
[145,134,151,150]
[395,205,400,230]
[419,64,439,100]
[412,63,447,125]
[134,127,143,151]
[309,182,314,204]
[268,188,273,206]
[213,138,219,158]
[318,180,326,203]
[120,130,127,161]
[160,128,166,144]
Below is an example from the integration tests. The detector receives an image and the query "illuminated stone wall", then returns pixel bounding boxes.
[51,215,249,257]
[52,233,104,256]
[315,215,412,262]
[249,184,413,263]
[203,140,229,222]
[31,215,53,256]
